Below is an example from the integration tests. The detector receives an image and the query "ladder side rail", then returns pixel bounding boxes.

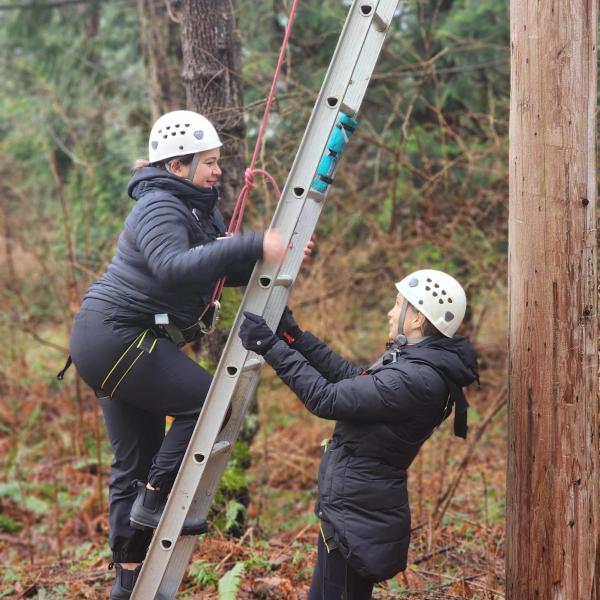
[132,0,400,596]
[134,3,384,592]
[242,0,389,299]
[264,2,398,326]
[132,367,262,595]
[151,373,263,596]
[340,1,397,116]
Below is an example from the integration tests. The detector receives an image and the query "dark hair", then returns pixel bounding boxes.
[420,317,441,337]
[408,303,442,337]
[132,153,195,172]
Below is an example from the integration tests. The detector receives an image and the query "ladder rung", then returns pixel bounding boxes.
[210,441,231,458]
[372,11,389,32]
[358,2,389,32]
[307,189,326,203]
[258,274,293,288]
[242,358,263,372]
[339,101,357,117]
[274,274,293,287]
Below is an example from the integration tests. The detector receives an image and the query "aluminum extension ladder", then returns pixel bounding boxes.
[132,1,401,596]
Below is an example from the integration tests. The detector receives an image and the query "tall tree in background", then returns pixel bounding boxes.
[137,0,185,120]
[506,1,598,598]
[179,0,245,218]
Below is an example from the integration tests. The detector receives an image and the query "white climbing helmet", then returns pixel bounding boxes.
[395,269,467,337]
[148,110,222,163]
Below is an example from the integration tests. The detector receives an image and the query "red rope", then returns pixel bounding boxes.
[209,0,300,307]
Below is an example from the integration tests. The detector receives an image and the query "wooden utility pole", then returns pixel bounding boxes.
[179,0,245,218]
[507,2,598,599]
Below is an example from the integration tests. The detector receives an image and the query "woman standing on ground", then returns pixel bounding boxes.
[68,110,287,599]
[239,269,479,600]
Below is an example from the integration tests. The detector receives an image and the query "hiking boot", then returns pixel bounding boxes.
[129,481,208,536]
[108,562,142,600]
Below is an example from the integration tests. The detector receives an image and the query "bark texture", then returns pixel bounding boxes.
[179,0,245,218]
[507,2,598,598]
[137,0,185,120]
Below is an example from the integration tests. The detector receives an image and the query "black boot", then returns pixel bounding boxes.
[108,562,142,600]
[129,481,208,536]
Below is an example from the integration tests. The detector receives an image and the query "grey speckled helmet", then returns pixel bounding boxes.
[396,269,467,337]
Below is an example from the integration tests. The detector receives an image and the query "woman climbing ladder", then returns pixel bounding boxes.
[69,110,287,599]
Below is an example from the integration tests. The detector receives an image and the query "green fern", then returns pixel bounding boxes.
[218,562,245,600]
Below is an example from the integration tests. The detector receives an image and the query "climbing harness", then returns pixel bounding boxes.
[99,329,157,398]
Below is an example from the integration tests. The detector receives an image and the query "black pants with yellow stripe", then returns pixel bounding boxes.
[308,533,374,600]
[70,299,213,563]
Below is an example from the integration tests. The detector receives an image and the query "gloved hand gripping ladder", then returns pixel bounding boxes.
[132,1,402,597]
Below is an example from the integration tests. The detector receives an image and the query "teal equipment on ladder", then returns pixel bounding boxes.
[311,113,358,193]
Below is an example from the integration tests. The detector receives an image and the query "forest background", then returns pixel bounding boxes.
[0,0,512,598]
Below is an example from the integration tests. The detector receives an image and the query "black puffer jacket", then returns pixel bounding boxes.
[85,167,263,327]
[264,332,478,582]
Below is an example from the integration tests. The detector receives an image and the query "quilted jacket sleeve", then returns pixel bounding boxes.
[264,339,443,422]
[288,331,363,382]
[223,256,259,287]
[134,194,263,288]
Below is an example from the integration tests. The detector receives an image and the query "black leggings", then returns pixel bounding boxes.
[308,534,374,600]
[70,300,213,563]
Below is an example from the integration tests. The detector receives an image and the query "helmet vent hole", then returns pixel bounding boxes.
[175,124,180,128]
[171,132,176,136]
[418,300,423,305]
[179,145,184,150]
[151,141,158,150]
[158,129,162,134]
[425,286,431,291]
[180,131,185,135]
[439,299,444,304]
[434,283,439,288]
[432,292,438,297]
[448,298,453,303]
[166,126,171,130]
[426,278,432,283]
[163,135,168,139]
[441,290,446,295]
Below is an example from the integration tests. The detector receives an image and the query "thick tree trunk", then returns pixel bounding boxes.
[506,2,598,599]
[179,0,245,219]
[137,0,185,120]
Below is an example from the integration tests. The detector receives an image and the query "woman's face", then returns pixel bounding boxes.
[190,147,222,188]
[387,293,422,341]
[387,293,405,341]
[169,147,222,188]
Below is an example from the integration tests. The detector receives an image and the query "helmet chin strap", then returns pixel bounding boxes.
[395,299,429,347]
[186,153,202,183]
[165,154,202,183]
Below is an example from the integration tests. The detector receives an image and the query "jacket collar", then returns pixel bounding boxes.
[127,166,219,215]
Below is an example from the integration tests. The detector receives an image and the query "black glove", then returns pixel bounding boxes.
[276,306,303,344]
[239,312,278,356]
